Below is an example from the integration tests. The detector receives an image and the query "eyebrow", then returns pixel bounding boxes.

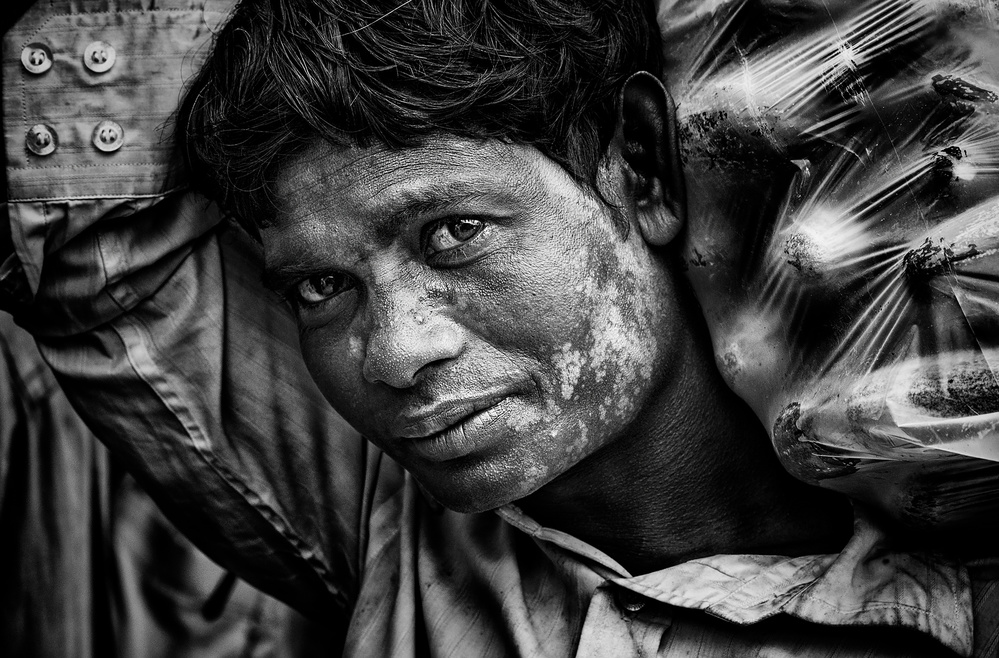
[261,260,323,296]
[262,179,503,294]
[373,179,495,241]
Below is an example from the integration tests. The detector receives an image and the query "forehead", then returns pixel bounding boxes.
[262,136,605,287]
[265,136,603,252]
[273,137,549,227]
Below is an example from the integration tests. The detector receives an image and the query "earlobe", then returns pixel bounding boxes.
[635,179,680,245]
[618,71,687,246]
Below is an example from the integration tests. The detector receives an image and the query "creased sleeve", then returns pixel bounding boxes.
[3,0,367,617]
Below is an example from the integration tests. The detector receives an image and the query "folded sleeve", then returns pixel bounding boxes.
[3,0,367,617]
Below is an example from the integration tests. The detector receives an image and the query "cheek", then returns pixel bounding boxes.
[298,331,370,424]
[553,294,658,414]
[444,250,589,368]
[480,255,670,499]
[585,270,664,415]
[474,226,671,467]
[541,231,672,454]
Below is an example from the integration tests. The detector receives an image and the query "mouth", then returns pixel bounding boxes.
[394,393,515,462]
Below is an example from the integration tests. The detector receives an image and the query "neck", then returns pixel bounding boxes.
[520,324,852,575]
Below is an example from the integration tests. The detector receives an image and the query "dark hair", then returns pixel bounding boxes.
[179,0,664,237]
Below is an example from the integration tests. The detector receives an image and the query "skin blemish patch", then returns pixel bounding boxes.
[551,342,585,400]
[348,335,365,358]
[570,231,660,427]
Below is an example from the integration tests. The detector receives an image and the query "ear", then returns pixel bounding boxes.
[616,71,687,246]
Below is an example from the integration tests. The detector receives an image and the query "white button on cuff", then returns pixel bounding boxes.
[92,120,124,152]
[26,124,57,156]
[83,41,116,73]
[21,43,53,74]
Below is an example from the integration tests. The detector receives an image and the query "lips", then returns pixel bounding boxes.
[392,393,515,462]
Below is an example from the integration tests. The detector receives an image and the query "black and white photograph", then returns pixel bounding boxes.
[2,0,999,655]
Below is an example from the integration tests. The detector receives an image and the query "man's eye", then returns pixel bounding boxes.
[424,217,486,256]
[294,273,352,305]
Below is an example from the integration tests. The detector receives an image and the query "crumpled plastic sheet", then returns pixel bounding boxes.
[658,0,999,537]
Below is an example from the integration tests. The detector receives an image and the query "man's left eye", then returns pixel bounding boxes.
[423,217,486,257]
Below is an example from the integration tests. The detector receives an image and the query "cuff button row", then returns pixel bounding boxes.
[20,40,116,75]
[25,121,125,156]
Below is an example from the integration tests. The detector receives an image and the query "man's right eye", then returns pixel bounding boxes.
[293,273,353,306]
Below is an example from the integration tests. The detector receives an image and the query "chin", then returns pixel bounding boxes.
[420,482,513,514]
[437,495,498,514]
[414,467,549,514]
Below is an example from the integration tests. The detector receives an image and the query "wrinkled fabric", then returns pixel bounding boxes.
[112,474,339,658]
[0,315,329,658]
[341,456,999,657]
[26,219,367,617]
[0,312,113,657]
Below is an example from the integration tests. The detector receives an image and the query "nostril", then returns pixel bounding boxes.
[363,342,421,389]
[362,315,466,388]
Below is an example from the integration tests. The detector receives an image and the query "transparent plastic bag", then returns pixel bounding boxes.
[659,0,999,537]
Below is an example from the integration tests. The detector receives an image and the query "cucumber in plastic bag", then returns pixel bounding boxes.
[658,0,999,539]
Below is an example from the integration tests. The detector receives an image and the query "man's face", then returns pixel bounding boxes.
[264,137,682,512]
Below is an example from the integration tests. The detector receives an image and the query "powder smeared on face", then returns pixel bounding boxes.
[280,137,680,512]
[551,343,585,400]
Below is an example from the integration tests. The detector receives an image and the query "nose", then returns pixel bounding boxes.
[361,281,466,388]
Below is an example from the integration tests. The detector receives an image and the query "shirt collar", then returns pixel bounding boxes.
[498,505,974,657]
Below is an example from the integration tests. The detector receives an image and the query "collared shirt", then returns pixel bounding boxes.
[338,450,999,657]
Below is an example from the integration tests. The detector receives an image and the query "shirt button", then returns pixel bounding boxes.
[26,124,57,156]
[83,41,116,73]
[614,588,647,614]
[21,43,53,74]
[92,120,124,152]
